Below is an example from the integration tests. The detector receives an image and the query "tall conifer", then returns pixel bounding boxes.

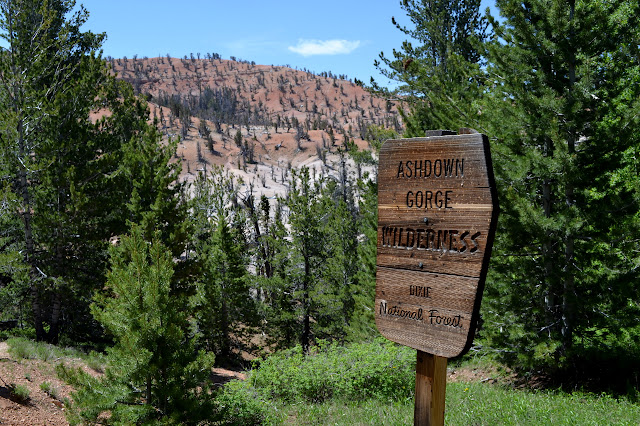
[375,0,489,134]
[482,0,640,374]
[59,227,215,424]
[190,167,258,360]
[0,0,188,342]
[0,0,115,341]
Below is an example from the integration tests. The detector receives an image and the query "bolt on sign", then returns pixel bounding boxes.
[375,131,499,358]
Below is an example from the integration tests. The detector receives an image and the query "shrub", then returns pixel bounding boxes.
[214,379,281,425]
[249,338,415,403]
[40,381,59,399]
[9,383,30,403]
[0,326,36,341]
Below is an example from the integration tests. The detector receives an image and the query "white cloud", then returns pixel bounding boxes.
[288,39,361,56]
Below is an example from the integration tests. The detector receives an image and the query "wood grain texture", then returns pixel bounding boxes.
[414,351,447,426]
[375,134,498,358]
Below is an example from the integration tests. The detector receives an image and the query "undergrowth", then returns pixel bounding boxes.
[249,338,414,403]
[219,339,640,425]
[8,383,31,404]
[4,336,640,424]
[5,337,105,373]
[6,337,83,361]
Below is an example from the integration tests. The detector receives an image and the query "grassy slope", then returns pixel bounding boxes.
[3,337,640,425]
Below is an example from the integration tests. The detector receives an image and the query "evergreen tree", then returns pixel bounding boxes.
[278,167,364,352]
[0,0,136,342]
[257,197,299,349]
[0,0,189,343]
[285,167,325,352]
[482,0,640,377]
[190,167,258,360]
[58,227,215,424]
[119,117,189,260]
[320,176,360,340]
[374,0,489,135]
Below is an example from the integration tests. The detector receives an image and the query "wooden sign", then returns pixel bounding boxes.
[375,132,498,358]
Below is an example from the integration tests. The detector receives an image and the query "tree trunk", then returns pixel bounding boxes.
[220,291,229,359]
[46,292,62,344]
[246,196,272,279]
[542,174,555,338]
[31,285,46,341]
[562,0,577,354]
[302,256,310,354]
[17,116,46,341]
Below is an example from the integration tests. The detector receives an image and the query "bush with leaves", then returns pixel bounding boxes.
[248,338,415,403]
[214,379,281,425]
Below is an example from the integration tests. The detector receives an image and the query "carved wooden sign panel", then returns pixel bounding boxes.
[375,133,499,358]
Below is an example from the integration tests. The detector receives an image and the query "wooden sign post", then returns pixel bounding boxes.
[375,130,498,425]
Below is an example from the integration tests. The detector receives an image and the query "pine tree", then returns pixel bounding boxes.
[374,0,489,134]
[482,0,640,375]
[0,0,190,343]
[119,117,189,259]
[190,167,258,360]
[278,167,364,351]
[0,0,136,342]
[58,227,215,424]
[286,167,326,352]
[257,197,298,349]
[320,177,360,340]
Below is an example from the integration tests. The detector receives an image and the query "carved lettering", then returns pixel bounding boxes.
[379,301,423,322]
[381,226,481,254]
[405,190,453,209]
[444,158,454,177]
[396,158,464,179]
[379,301,464,330]
[456,158,464,177]
[409,285,431,298]
[428,310,463,328]
[470,232,481,253]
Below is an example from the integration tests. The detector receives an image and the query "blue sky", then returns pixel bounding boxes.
[78,0,497,89]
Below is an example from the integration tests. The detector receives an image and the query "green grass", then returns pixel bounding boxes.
[447,381,640,425]
[221,339,640,425]
[279,383,640,425]
[281,399,412,425]
[6,337,84,361]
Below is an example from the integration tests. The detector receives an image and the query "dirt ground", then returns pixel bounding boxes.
[0,340,251,425]
[0,341,71,425]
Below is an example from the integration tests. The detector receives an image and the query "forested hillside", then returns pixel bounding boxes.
[109,55,402,194]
